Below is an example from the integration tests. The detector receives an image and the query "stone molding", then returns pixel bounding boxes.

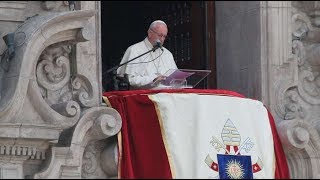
[0,1,28,22]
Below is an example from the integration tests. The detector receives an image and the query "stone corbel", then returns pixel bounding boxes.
[33,106,122,179]
[277,119,320,178]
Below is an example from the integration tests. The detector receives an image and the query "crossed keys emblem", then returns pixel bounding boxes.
[204,119,263,179]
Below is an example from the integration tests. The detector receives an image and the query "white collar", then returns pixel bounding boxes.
[144,38,154,49]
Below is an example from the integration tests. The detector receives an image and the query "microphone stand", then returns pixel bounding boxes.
[103,45,160,91]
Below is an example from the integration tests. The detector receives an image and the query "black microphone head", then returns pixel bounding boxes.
[155,39,163,51]
[156,39,161,47]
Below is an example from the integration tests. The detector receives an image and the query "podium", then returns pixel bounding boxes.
[152,69,211,89]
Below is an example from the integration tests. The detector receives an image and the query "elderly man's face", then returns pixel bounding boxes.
[148,24,168,46]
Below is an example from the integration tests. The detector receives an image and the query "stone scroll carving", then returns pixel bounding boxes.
[0,10,96,130]
[36,42,96,111]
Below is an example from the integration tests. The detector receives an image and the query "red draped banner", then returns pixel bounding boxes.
[103,89,289,179]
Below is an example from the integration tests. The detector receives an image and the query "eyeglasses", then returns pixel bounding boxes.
[150,28,167,39]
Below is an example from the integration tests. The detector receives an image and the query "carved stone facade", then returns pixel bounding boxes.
[1,0,320,179]
[276,1,320,178]
[0,1,120,179]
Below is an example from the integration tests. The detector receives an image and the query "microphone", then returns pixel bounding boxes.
[153,39,163,52]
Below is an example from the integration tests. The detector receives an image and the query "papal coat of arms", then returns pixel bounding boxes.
[204,119,263,179]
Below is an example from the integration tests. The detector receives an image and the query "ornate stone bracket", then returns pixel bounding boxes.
[0,10,96,130]
[278,119,320,178]
[33,106,122,179]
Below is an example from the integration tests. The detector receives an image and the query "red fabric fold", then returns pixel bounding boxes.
[106,93,172,178]
[267,109,290,178]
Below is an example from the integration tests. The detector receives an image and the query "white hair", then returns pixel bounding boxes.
[149,20,167,30]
